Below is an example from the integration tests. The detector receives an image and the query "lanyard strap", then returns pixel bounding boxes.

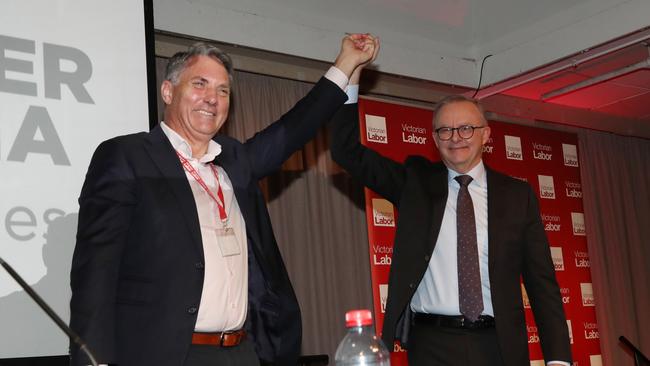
[176,151,228,224]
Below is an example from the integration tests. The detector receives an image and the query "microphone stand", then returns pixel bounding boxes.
[0,256,98,366]
[620,336,650,366]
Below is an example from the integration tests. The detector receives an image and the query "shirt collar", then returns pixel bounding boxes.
[447,160,487,188]
[160,121,222,163]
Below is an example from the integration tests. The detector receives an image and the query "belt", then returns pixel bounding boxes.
[191,330,246,347]
[413,313,495,329]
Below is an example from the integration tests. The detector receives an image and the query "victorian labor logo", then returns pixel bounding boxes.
[505,135,523,160]
[372,198,395,227]
[365,114,388,144]
[562,143,579,167]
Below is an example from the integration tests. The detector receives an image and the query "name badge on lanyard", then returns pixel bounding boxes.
[217,227,241,257]
[176,151,241,257]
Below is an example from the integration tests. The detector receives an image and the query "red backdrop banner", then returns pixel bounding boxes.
[357,97,602,366]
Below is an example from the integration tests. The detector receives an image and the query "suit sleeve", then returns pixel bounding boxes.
[329,103,406,204]
[69,139,138,365]
[521,186,573,363]
[242,77,348,179]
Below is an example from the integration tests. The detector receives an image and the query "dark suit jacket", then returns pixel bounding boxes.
[330,104,572,366]
[69,77,347,366]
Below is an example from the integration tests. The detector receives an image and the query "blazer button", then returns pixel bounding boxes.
[409,283,415,289]
[187,306,198,314]
[195,262,204,270]
[424,255,430,262]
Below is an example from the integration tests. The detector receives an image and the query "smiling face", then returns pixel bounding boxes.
[433,100,490,174]
[161,55,231,154]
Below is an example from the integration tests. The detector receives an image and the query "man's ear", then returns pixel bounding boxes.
[481,126,491,145]
[161,80,173,105]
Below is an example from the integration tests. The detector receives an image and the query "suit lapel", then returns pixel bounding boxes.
[212,137,264,259]
[426,162,449,255]
[145,126,203,257]
[486,166,506,284]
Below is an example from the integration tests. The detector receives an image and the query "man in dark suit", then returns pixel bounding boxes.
[69,35,377,366]
[330,62,572,366]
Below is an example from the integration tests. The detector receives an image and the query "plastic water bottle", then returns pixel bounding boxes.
[334,309,391,366]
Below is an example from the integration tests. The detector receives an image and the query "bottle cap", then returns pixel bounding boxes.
[345,309,373,327]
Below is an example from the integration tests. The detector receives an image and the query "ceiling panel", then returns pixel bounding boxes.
[594,91,650,120]
[547,82,642,108]
[572,43,649,78]
[502,72,589,99]
[500,40,650,126]
[611,69,650,89]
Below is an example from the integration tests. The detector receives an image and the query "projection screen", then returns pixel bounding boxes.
[0,0,151,358]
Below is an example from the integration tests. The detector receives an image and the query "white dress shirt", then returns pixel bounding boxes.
[410,162,493,316]
[161,122,248,332]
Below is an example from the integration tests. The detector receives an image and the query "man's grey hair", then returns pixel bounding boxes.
[433,94,487,128]
[164,42,234,85]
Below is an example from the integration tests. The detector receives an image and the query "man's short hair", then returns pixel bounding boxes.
[164,42,234,85]
[433,94,487,127]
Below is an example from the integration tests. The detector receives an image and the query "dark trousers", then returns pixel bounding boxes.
[407,320,505,366]
[183,339,261,366]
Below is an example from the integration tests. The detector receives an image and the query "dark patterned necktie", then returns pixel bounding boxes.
[455,175,483,321]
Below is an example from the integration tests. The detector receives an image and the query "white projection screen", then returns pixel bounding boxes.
[0,0,152,359]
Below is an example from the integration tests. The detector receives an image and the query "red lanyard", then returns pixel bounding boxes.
[176,151,228,224]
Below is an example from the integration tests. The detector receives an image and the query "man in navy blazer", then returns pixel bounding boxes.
[70,35,378,366]
[330,63,571,365]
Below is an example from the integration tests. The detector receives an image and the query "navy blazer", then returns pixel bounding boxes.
[330,104,572,366]
[70,77,347,366]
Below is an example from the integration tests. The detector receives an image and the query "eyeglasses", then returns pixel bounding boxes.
[434,125,486,141]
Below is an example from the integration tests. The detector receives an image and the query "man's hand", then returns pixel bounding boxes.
[334,33,379,78]
[349,34,380,85]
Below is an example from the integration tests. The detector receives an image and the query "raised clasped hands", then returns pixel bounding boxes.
[334,33,380,79]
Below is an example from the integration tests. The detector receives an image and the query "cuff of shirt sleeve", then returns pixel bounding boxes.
[324,66,349,91]
[547,361,571,366]
[345,84,359,104]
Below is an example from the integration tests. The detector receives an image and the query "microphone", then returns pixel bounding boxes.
[0,256,99,366]
[620,336,650,366]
